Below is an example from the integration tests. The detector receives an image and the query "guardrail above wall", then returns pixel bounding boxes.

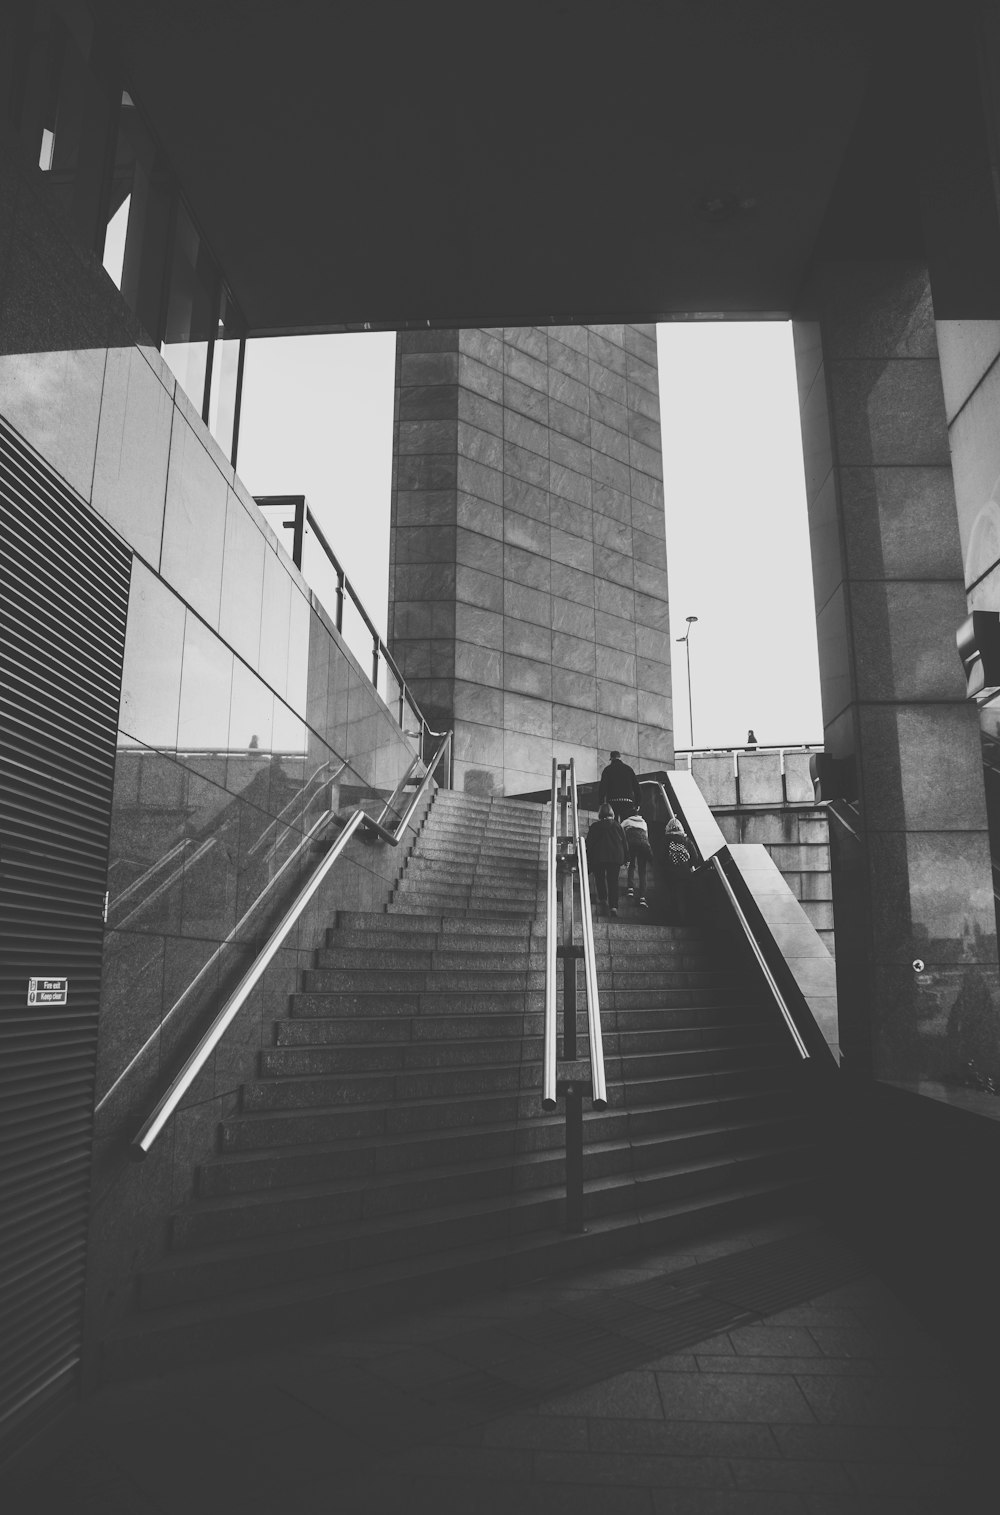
[255,494,438,761]
[674,744,822,808]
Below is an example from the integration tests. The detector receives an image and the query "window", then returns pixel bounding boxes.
[102,91,172,342]
[208,285,246,466]
[162,202,219,418]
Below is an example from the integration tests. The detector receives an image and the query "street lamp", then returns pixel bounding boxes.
[676,615,698,748]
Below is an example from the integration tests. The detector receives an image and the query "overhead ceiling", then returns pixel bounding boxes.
[89,1,896,334]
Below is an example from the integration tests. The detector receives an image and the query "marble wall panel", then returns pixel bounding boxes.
[794,261,1000,1102]
[390,325,672,791]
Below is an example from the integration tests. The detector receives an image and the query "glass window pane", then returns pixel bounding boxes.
[103,92,172,340]
[208,285,245,462]
[162,202,218,417]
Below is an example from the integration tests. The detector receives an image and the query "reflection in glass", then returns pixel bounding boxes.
[162,203,218,417]
[340,590,377,682]
[229,658,274,753]
[118,563,186,751]
[286,589,310,715]
[178,615,234,753]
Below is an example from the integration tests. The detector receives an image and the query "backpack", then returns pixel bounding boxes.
[667,835,692,869]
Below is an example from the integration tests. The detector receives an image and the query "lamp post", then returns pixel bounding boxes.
[676,615,698,747]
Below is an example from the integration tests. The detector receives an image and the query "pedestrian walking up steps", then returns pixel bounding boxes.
[104,789,818,1378]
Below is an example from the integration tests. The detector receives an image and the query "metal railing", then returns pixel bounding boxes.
[542,757,608,1233]
[128,729,452,1159]
[673,743,823,810]
[652,769,833,1066]
[254,493,433,749]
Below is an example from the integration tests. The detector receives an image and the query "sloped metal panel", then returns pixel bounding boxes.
[0,418,130,1444]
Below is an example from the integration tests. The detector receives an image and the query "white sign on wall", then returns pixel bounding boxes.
[27,977,68,1006]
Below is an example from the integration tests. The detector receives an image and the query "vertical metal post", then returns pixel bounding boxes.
[565,1085,584,1233]
[335,571,345,632]
[371,638,380,689]
[562,844,576,1063]
[291,497,305,570]
[398,682,406,727]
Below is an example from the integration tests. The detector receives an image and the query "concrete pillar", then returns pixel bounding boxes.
[388,325,674,796]
[794,262,1000,1085]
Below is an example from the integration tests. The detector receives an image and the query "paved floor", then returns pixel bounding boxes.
[4,1213,992,1514]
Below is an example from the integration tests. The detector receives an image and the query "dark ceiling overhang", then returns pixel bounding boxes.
[87,0,972,336]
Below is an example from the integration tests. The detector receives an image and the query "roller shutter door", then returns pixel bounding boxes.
[0,418,130,1447]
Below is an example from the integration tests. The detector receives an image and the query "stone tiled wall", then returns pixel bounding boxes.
[389,325,674,795]
[793,263,999,1089]
[715,808,834,956]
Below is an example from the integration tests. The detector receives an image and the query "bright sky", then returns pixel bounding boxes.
[236,323,823,750]
[658,322,823,749]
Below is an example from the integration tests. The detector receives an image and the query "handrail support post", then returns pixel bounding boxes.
[565,1085,584,1233]
[561,854,577,1060]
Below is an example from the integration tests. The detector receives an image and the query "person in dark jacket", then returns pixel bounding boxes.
[599,750,640,823]
[587,803,628,916]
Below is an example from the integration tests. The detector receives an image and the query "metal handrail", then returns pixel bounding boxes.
[396,730,452,834]
[709,855,809,1060]
[99,800,338,1118]
[658,770,811,1063]
[568,763,607,1107]
[543,758,558,1109]
[129,730,453,1158]
[130,809,367,1157]
[255,493,433,746]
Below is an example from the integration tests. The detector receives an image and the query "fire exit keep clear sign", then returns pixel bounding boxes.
[27,977,69,1006]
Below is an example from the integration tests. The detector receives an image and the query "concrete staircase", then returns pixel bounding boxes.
[103,790,816,1378]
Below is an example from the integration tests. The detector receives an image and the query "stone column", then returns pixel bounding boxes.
[793,262,999,1085]
[389,325,674,795]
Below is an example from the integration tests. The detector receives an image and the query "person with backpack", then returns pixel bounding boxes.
[622,811,654,910]
[663,815,695,923]
[598,750,641,823]
[587,803,628,917]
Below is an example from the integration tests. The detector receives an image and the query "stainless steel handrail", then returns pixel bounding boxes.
[373,752,423,831]
[542,758,559,1110]
[129,730,453,1158]
[396,730,452,834]
[569,763,607,1107]
[98,800,338,1118]
[131,809,367,1157]
[709,855,810,1060]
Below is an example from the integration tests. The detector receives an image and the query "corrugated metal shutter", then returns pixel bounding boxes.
[0,417,131,1447]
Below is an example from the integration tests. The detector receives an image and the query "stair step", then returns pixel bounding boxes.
[175,1138,813,1252]
[301,968,545,993]
[338,911,535,936]
[112,771,824,1385]
[102,1174,814,1380]
[197,1113,808,1201]
[137,1163,815,1318]
[273,1010,771,1048]
[291,991,542,1016]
